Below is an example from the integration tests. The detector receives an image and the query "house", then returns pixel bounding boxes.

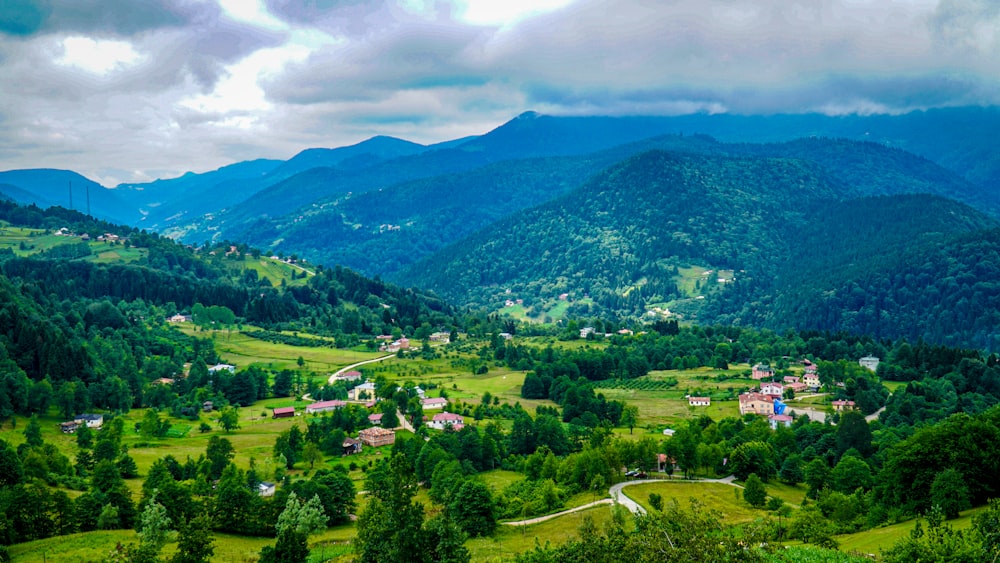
[60,420,82,434]
[761,381,784,396]
[429,332,451,343]
[768,414,794,429]
[342,437,362,455]
[151,378,175,386]
[427,412,464,431]
[368,413,383,425]
[859,356,880,372]
[167,314,192,323]
[738,393,774,416]
[657,453,676,473]
[202,401,214,412]
[332,370,363,382]
[803,372,821,388]
[662,428,676,437]
[579,327,596,338]
[208,363,236,374]
[787,382,810,394]
[78,414,104,429]
[688,396,711,407]
[421,397,448,410]
[272,407,296,419]
[305,400,346,414]
[351,381,377,401]
[413,386,426,399]
[258,482,276,497]
[751,364,774,380]
[358,426,395,447]
[783,375,800,384]
[831,400,856,412]
[385,337,411,352]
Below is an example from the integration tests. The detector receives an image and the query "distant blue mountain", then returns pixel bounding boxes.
[0,169,129,223]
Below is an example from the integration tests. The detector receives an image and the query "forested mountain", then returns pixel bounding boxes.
[395,149,1000,348]
[0,200,458,410]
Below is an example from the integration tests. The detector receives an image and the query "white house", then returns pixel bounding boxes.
[761,381,784,396]
[427,412,464,430]
[258,482,276,497]
[305,400,346,414]
[688,396,711,407]
[78,414,104,429]
[421,397,448,410]
[768,414,793,429]
[208,363,236,374]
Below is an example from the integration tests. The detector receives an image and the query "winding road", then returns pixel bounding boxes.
[327,354,396,385]
[503,475,742,526]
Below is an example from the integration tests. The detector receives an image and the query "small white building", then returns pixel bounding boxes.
[78,414,104,429]
[427,412,464,431]
[208,363,236,374]
[859,356,880,372]
[761,381,784,396]
[688,396,711,407]
[258,482,276,497]
[768,414,793,429]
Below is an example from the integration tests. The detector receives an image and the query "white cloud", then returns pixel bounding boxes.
[57,36,143,74]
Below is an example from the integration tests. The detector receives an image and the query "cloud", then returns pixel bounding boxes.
[2,0,1000,186]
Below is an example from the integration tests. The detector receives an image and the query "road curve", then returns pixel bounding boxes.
[327,354,396,385]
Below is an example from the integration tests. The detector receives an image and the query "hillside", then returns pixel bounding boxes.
[0,169,132,223]
[394,150,1000,348]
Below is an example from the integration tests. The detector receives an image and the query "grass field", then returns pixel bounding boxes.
[622,481,763,524]
[833,506,984,554]
[467,504,616,562]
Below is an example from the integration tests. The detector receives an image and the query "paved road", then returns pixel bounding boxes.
[503,475,742,526]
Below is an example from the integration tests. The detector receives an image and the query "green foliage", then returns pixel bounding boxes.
[171,513,215,563]
[742,474,767,508]
[930,469,971,519]
[449,480,496,537]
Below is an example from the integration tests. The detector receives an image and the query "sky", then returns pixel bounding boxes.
[0,0,997,186]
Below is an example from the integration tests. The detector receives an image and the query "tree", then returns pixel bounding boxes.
[621,405,639,435]
[135,492,171,563]
[380,401,399,429]
[835,411,873,457]
[273,371,293,397]
[779,454,804,486]
[829,455,873,493]
[449,480,496,537]
[23,414,43,448]
[743,473,767,508]
[803,458,829,499]
[205,436,234,480]
[728,441,775,482]
[171,513,215,563]
[930,468,971,519]
[0,442,23,487]
[423,512,470,563]
[355,454,427,563]
[302,442,323,470]
[218,407,240,433]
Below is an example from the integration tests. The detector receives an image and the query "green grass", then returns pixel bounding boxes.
[622,481,762,524]
[466,505,616,562]
[176,326,382,373]
[882,380,907,393]
[833,506,984,554]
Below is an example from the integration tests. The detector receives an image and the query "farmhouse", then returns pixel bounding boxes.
[427,412,464,431]
[769,414,794,429]
[421,397,448,410]
[738,393,774,416]
[258,482,276,497]
[60,420,82,434]
[332,370,362,382]
[305,400,345,414]
[342,437,362,455]
[761,381,784,396]
[351,381,377,401]
[272,407,296,419]
[831,400,857,412]
[78,414,104,429]
[358,426,395,447]
[688,396,711,407]
[803,372,821,388]
[751,364,774,380]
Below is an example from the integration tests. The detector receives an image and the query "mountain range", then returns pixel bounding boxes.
[3,107,1000,348]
